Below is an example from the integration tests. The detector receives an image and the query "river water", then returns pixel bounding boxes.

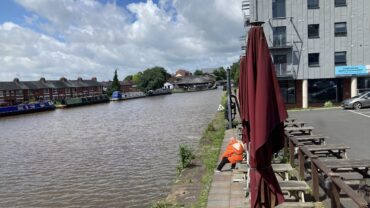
[0,89,223,208]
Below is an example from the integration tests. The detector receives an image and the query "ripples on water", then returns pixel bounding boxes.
[0,89,223,208]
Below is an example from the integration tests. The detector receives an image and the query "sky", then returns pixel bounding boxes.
[0,0,244,81]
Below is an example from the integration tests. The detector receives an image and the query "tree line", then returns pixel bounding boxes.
[107,62,240,95]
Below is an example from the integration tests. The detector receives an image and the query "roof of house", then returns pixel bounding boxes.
[0,78,102,91]
[175,76,215,85]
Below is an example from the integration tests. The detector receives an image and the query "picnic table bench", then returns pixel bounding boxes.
[286,135,327,167]
[276,202,316,207]
[279,180,310,202]
[321,159,370,178]
[272,163,293,181]
[285,126,314,135]
[304,144,350,159]
[284,121,305,128]
[285,118,297,123]
[293,135,327,145]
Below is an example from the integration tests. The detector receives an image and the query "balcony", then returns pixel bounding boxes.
[274,63,294,77]
[270,36,293,50]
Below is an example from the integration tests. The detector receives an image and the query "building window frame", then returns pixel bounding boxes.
[272,26,287,46]
[272,0,286,19]
[335,51,347,66]
[308,24,320,38]
[335,0,346,7]
[308,53,320,67]
[335,22,347,37]
[308,0,319,9]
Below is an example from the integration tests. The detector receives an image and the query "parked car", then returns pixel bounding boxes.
[341,91,370,109]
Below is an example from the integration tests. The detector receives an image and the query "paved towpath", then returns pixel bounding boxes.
[207,129,250,208]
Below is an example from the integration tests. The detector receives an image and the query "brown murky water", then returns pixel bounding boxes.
[0,89,223,208]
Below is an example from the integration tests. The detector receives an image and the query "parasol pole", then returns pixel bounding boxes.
[226,67,233,129]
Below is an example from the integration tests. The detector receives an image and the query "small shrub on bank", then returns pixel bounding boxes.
[324,101,333,108]
[177,144,195,174]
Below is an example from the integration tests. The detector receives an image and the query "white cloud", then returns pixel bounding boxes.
[0,0,244,81]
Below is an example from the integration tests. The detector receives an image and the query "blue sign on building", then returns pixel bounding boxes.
[335,65,369,76]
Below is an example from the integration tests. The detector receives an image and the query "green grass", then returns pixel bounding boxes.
[195,112,226,207]
[151,94,227,208]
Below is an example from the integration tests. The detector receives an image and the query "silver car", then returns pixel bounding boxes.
[342,91,370,110]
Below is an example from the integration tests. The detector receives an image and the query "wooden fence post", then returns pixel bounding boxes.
[329,173,341,208]
[298,144,304,180]
[311,156,319,201]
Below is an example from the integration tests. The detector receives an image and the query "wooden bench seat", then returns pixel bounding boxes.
[279,180,310,202]
[272,164,294,181]
[285,126,314,135]
[276,202,316,207]
[284,121,305,128]
[294,135,327,145]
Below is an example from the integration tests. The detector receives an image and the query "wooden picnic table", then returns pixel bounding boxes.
[304,144,350,159]
[294,135,327,145]
[285,126,314,135]
[284,121,305,128]
[320,159,370,178]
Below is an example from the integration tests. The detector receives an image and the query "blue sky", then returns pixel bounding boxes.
[0,0,244,81]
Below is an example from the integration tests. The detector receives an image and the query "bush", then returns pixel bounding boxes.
[177,144,195,173]
[324,101,333,108]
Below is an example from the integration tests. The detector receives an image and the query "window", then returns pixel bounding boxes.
[0,91,4,97]
[273,26,287,46]
[308,0,319,9]
[309,79,342,103]
[335,0,346,7]
[308,24,319,38]
[335,51,347,66]
[279,80,296,104]
[273,0,286,18]
[308,53,320,67]
[273,54,288,76]
[335,22,347,37]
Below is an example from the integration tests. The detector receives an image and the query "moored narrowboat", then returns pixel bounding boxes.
[0,101,55,117]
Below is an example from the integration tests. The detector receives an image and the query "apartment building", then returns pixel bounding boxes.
[242,0,370,108]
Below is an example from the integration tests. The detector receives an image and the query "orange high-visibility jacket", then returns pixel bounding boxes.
[222,138,244,164]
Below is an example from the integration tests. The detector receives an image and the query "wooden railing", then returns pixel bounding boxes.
[286,134,368,208]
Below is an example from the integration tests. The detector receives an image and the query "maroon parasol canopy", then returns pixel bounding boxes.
[238,26,288,207]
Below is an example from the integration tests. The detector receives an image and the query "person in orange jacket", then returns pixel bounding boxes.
[216,137,244,172]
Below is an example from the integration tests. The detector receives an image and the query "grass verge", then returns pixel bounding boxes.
[195,112,226,207]
[152,95,227,208]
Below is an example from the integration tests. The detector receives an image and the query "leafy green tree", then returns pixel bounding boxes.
[124,75,133,81]
[213,67,227,81]
[230,61,240,85]
[194,69,204,76]
[137,66,170,92]
[111,69,121,91]
[107,69,121,96]
[132,72,143,85]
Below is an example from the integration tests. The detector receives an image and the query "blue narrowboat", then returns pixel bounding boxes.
[0,101,55,117]
[111,91,122,101]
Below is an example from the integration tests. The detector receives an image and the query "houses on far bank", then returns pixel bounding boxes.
[0,77,103,106]
[0,68,222,106]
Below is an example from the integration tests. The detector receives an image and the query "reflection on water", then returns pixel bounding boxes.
[0,89,223,208]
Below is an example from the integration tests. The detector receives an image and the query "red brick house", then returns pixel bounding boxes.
[0,77,103,106]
